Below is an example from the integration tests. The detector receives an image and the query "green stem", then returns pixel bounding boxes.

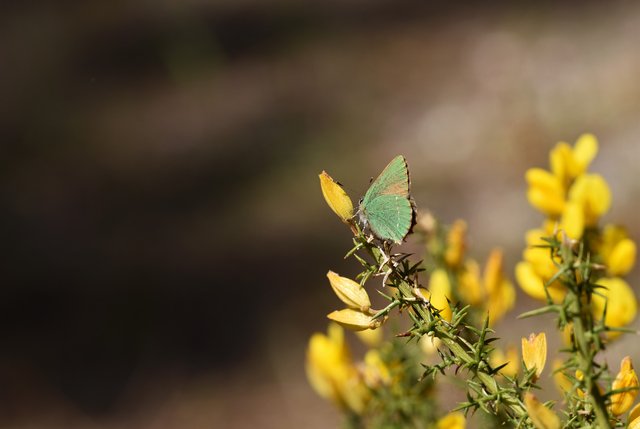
[395,282,528,420]
[568,289,611,429]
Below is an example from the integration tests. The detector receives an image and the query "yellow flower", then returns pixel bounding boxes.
[361,349,391,389]
[591,277,637,339]
[515,261,565,303]
[319,171,354,223]
[436,411,466,429]
[483,249,515,325]
[610,356,639,416]
[523,392,561,429]
[525,168,565,216]
[458,260,483,306]
[445,219,467,268]
[457,251,514,325]
[559,200,584,240]
[522,332,547,380]
[549,134,598,185]
[423,269,453,321]
[516,230,566,303]
[490,345,519,377]
[628,402,640,429]
[567,173,611,227]
[327,308,380,331]
[599,225,636,276]
[327,271,371,311]
[306,324,368,413]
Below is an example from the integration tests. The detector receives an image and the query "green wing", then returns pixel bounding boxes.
[362,195,414,243]
[360,155,415,243]
[362,155,410,206]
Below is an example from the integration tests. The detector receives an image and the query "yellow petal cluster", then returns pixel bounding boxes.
[521,332,547,380]
[306,323,368,413]
[610,356,639,416]
[518,135,636,310]
[436,411,466,429]
[523,392,561,429]
[319,171,354,224]
[524,134,607,239]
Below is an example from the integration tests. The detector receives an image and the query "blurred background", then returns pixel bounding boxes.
[2,1,640,428]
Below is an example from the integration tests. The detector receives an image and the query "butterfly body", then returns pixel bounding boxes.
[358,155,416,244]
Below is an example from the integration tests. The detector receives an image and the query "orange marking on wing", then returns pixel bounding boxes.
[379,182,408,196]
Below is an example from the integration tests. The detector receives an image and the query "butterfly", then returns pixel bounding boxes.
[358,155,417,244]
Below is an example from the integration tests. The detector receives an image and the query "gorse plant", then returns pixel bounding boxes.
[307,136,640,429]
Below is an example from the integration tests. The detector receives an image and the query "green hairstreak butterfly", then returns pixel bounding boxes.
[358,155,416,244]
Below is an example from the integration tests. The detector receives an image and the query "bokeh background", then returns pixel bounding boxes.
[2,1,640,428]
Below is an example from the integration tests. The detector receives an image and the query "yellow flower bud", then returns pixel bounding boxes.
[523,392,561,429]
[319,171,354,223]
[610,356,639,416]
[436,411,466,429]
[327,271,371,311]
[327,308,379,331]
[525,168,565,216]
[425,269,453,321]
[522,332,547,379]
[628,402,640,429]
[591,277,637,339]
[445,220,467,268]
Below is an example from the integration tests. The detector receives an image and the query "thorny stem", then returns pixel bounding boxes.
[356,237,529,422]
[564,263,611,429]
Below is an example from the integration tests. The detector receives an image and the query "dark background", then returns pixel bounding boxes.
[2,1,640,427]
